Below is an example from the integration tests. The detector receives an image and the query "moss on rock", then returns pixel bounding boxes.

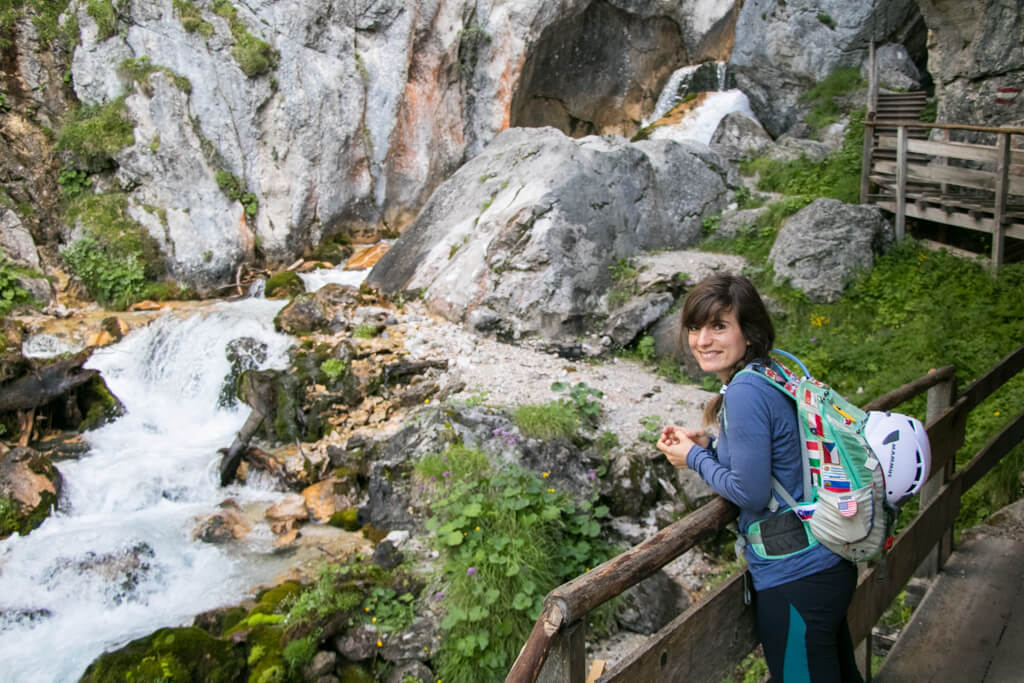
[264,271,304,300]
[79,626,246,683]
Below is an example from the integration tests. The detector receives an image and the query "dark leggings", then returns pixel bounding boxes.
[754,560,863,683]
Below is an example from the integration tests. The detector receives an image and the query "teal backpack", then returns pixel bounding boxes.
[732,350,898,564]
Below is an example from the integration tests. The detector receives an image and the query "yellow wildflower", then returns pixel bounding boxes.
[542,471,550,478]
[547,488,555,493]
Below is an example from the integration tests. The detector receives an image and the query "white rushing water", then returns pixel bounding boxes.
[0,297,298,682]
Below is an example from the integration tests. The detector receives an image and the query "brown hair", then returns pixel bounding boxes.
[680,273,775,425]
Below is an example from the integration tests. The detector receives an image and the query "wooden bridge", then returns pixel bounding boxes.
[506,343,1024,682]
[858,90,1024,270]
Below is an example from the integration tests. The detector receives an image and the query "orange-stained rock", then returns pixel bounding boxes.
[301,476,357,523]
[345,242,391,271]
[86,330,115,347]
[128,300,165,312]
[265,493,309,528]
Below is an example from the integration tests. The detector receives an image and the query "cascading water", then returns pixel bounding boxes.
[0,297,299,682]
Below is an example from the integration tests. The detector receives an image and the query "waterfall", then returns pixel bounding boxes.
[0,298,298,682]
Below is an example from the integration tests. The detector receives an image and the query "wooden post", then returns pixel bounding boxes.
[991,132,1011,273]
[861,120,875,205]
[867,41,878,119]
[538,620,586,683]
[916,373,956,578]
[895,126,908,241]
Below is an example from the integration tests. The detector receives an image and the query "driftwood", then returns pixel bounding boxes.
[0,349,98,413]
[218,409,266,485]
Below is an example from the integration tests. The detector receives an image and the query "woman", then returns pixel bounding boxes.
[657,273,862,683]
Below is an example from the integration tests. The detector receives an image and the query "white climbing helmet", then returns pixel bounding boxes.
[864,411,932,505]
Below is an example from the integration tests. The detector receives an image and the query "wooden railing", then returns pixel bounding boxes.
[508,343,1024,683]
[859,120,1024,269]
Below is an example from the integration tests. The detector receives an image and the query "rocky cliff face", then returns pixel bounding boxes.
[917,0,1024,129]
[729,0,923,137]
[0,0,1016,296]
[50,0,740,291]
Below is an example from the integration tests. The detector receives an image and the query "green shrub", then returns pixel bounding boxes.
[0,495,21,538]
[320,358,347,384]
[57,96,135,172]
[172,0,214,37]
[211,0,278,77]
[352,323,379,339]
[86,0,116,41]
[118,56,192,94]
[57,166,93,200]
[418,446,616,683]
[800,67,864,132]
[62,235,145,310]
[0,249,37,318]
[215,170,259,216]
[61,193,166,309]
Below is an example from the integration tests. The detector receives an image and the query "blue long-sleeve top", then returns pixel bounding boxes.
[686,370,841,590]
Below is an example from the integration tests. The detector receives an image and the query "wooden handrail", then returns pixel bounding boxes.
[865,120,1024,136]
[509,343,1024,683]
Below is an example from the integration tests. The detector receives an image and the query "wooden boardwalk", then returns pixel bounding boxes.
[860,109,1024,269]
[875,499,1024,683]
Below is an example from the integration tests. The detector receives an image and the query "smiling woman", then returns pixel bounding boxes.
[656,273,863,683]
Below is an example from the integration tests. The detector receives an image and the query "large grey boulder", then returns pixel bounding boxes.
[729,0,922,136]
[863,43,922,91]
[368,127,738,342]
[769,199,894,303]
[710,111,773,162]
[917,0,1024,129]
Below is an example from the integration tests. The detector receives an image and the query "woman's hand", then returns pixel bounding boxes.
[656,426,710,469]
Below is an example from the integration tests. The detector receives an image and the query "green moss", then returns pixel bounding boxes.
[0,495,22,538]
[328,507,361,531]
[79,627,246,683]
[310,233,353,265]
[77,375,125,431]
[252,580,304,614]
[264,271,304,299]
[56,96,135,172]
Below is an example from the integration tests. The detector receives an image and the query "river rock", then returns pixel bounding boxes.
[301,476,359,524]
[381,614,441,663]
[769,198,895,303]
[265,493,309,534]
[0,446,63,538]
[385,662,435,683]
[305,650,338,679]
[368,127,737,343]
[194,500,252,544]
[334,623,378,662]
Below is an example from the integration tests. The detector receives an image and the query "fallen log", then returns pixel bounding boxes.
[0,349,98,413]
[219,408,266,486]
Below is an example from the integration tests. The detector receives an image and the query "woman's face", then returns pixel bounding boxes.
[687,308,750,383]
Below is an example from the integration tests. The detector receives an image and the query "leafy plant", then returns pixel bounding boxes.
[638,416,663,444]
[352,323,380,339]
[56,96,135,172]
[57,166,92,200]
[118,56,192,94]
[61,235,145,310]
[513,400,579,441]
[551,381,604,426]
[418,445,616,683]
[215,170,259,216]
[319,358,347,384]
[0,249,37,318]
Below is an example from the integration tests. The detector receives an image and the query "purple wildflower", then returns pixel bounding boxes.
[587,469,596,480]
[466,567,478,577]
